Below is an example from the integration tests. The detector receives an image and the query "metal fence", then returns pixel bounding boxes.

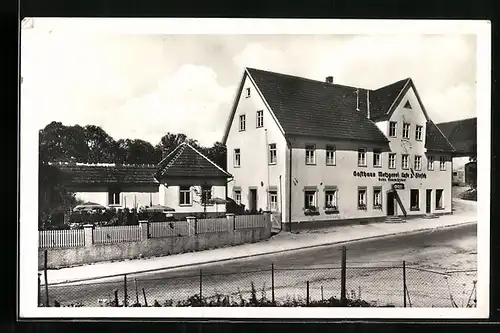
[38,258,477,308]
[39,229,85,248]
[149,221,190,238]
[94,226,141,244]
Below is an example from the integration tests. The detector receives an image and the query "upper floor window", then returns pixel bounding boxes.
[358,148,367,167]
[415,125,423,141]
[239,115,246,131]
[440,156,446,171]
[414,155,422,171]
[427,156,434,171]
[373,149,382,167]
[234,148,241,167]
[245,87,251,98]
[305,145,316,165]
[388,153,396,169]
[269,143,277,165]
[402,123,410,139]
[401,154,409,170]
[404,100,412,109]
[326,145,336,165]
[389,121,397,137]
[256,110,264,128]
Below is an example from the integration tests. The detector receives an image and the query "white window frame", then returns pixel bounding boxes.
[108,191,121,206]
[179,186,192,206]
[427,156,435,171]
[415,125,423,141]
[305,145,316,165]
[326,145,336,166]
[414,155,422,171]
[325,189,338,209]
[201,186,212,205]
[256,110,264,128]
[234,190,242,205]
[357,187,367,210]
[245,87,251,98]
[269,191,278,211]
[373,149,382,167]
[304,189,317,209]
[402,123,410,139]
[358,148,367,167]
[435,189,444,209]
[389,121,397,137]
[234,148,241,167]
[239,114,246,131]
[401,154,409,170]
[439,156,446,171]
[373,187,382,208]
[388,153,396,169]
[269,143,277,165]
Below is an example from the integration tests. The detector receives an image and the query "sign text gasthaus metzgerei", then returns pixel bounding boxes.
[353,170,427,182]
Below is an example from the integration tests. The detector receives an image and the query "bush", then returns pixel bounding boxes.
[459,188,477,201]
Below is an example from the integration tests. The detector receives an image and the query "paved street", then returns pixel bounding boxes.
[43,222,477,307]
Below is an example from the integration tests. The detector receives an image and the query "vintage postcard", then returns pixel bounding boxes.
[19,18,490,319]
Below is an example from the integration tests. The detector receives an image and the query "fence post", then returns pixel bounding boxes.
[38,273,41,306]
[142,288,148,307]
[44,249,49,307]
[124,274,128,307]
[340,246,347,306]
[271,263,275,305]
[114,289,119,307]
[403,260,407,308]
[306,281,310,306]
[83,224,94,247]
[187,216,196,236]
[134,278,139,305]
[199,269,203,300]
[139,220,149,241]
[226,213,235,232]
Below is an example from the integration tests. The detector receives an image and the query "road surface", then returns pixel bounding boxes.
[42,223,477,307]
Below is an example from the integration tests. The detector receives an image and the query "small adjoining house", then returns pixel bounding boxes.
[436,117,477,187]
[52,142,233,217]
[223,68,455,229]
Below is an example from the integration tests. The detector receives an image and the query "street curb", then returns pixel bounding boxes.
[47,220,477,285]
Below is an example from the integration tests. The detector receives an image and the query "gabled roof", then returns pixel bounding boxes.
[369,78,410,121]
[155,142,232,179]
[436,117,477,155]
[425,120,456,153]
[54,164,159,186]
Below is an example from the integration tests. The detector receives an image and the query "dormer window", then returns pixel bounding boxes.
[245,88,251,98]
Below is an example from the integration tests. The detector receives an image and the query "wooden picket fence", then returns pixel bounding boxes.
[94,225,141,244]
[196,217,230,234]
[234,214,269,230]
[39,229,85,248]
[150,221,190,238]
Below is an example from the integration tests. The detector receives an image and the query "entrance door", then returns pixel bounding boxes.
[249,188,258,213]
[387,191,395,216]
[426,189,432,214]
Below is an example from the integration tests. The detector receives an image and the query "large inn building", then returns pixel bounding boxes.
[222,68,455,228]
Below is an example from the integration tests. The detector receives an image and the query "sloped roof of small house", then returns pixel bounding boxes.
[223,68,455,152]
[54,164,159,185]
[436,117,477,155]
[155,142,232,179]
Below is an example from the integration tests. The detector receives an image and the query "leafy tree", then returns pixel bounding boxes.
[203,141,227,170]
[116,139,158,165]
[156,132,200,160]
[84,125,119,163]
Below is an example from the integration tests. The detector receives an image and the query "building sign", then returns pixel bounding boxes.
[392,183,405,190]
[352,170,427,182]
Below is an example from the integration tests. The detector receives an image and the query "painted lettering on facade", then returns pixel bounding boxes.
[352,170,427,182]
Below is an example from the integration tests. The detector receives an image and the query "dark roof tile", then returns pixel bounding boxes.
[55,164,159,185]
[436,118,477,154]
[425,120,456,153]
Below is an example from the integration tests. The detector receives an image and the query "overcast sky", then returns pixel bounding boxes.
[21,19,478,147]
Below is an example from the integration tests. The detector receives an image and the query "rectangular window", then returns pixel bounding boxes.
[256,110,264,128]
[269,143,277,165]
[373,149,382,167]
[201,186,212,205]
[108,191,121,205]
[401,154,409,169]
[410,189,420,210]
[179,186,191,206]
[415,125,423,141]
[234,148,241,167]
[414,155,422,171]
[358,148,367,166]
[435,189,444,209]
[388,153,396,169]
[269,191,278,211]
[245,87,251,98]
[239,115,246,131]
[234,190,241,205]
[357,187,367,210]
[389,121,397,137]
[305,145,316,165]
[440,156,446,171]
[373,187,382,209]
[427,156,434,170]
[304,190,317,209]
[325,189,338,209]
[402,123,410,139]
[326,145,336,165]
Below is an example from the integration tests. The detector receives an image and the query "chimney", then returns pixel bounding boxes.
[325,76,334,84]
[366,90,370,119]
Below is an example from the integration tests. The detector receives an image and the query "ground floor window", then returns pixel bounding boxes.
[325,189,338,209]
[357,187,367,210]
[234,190,241,205]
[201,186,212,205]
[435,189,444,209]
[304,189,317,210]
[373,187,382,209]
[179,186,192,205]
[410,189,420,210]
[269,191,278,211]
[108,191,121,206]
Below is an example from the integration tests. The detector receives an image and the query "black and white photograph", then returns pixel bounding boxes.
[19,18,491,319]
